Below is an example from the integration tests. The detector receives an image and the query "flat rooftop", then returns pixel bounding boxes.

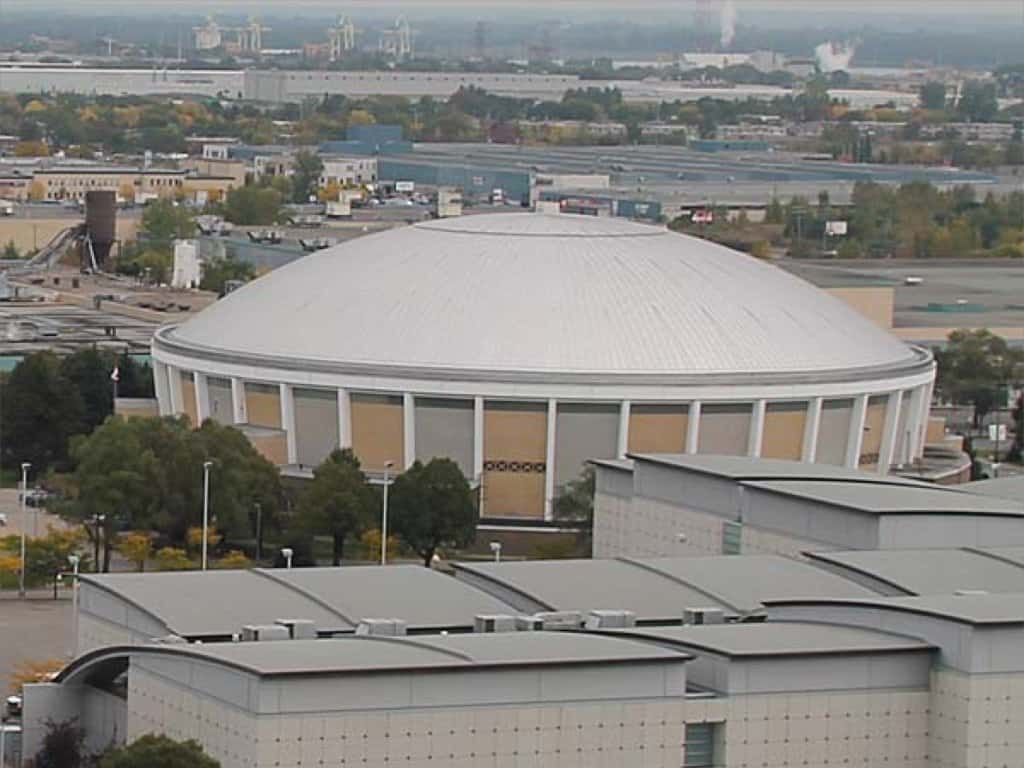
[806,548,1024,596]
[130,631,689,677]
[766,593,1024,627]
[454,554,878,618]
[628,453,929,487]
[595,622,932,659]
[743,478,1024,516]
[81,565,517,637]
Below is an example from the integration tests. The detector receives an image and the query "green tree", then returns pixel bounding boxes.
[934,329,1024,428]
[99,734,220,768]
[389,458,476,566]
[140,199,195,254]
[920,81,947,111]
[62,417,282,563]
[222,184,285,225]
[290,150,324,204]
[295,449,374,566]
[59,347,114,434]
[553,466,595,551]
[153,547,192,571]
[1,352,84,470]
[199,254,255,295]
[34,718,86,768]
[2,239,19,259]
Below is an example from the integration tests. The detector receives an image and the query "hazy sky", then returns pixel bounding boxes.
[1,0,1021,13]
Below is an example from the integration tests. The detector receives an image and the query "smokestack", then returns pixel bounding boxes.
[720,0,737,49]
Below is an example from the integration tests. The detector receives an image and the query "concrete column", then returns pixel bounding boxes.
[877,390,903,475]
[153,361,170,416]
[845,394,869,469]
[685,401,701,454]
[544,399,557,521]
[193,371,208,424]
[402,392,416,470]
[905,386,926,461]
[279,383,297,465]
[473,396,484,479]
[337,388,352,449]
[617,400,631,459]
[230,377,246,424]
[748,399,766,458]
[917,381,935,458]
[167,366,183,415]
[802,397,823,462]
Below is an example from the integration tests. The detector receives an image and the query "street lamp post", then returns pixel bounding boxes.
[68,554,80,658]
[280,547,293,569]
[254,502,262,562]
[201,461,213,571]
[18,462,30,599]
[381,460,394,566]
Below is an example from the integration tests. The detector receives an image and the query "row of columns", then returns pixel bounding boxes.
[155,362,932,520]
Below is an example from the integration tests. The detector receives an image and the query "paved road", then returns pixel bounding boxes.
[0,592,73,693]
[0,488,69,538]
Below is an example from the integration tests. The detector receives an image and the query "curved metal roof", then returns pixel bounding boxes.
[167,212,920,382]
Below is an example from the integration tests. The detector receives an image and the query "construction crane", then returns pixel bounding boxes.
[328,16,357,62]
[379,16,412,61]
[234,18,270,54]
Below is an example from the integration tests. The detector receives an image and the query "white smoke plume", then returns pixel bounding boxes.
[720,0,737,49]
[815,40,858,73]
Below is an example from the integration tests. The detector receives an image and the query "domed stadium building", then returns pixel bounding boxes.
[151,213,935,520]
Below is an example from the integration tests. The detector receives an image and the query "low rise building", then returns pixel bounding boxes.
[319,156,378,187]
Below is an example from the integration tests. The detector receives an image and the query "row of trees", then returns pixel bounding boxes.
[1,349,153,472]
[671,182,1024,260]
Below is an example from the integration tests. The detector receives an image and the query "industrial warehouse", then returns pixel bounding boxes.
[151,212,936,520]
[21,509,1024,768]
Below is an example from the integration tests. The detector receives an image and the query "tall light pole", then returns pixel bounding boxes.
[68,554,80,658]
[201,461,213,571]
[18,462,30,599]
[254,502,262,562]
[381,460,394,565]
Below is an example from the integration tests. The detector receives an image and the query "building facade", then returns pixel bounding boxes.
[152,213,935,521]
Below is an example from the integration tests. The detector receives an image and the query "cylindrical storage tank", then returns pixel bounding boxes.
[85,190,117,265]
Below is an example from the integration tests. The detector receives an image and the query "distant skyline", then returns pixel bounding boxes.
[2,0,1021,14]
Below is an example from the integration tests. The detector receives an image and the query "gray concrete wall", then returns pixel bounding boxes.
[555,404,619,489]
[414,397,474,476]
[294,387,340,468]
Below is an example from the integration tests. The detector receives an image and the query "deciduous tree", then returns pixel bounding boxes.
[99,734,220,768]
[294,449,374,566]
[389,458,476,566]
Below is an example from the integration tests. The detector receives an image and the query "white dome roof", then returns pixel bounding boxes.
[167,213,921,383]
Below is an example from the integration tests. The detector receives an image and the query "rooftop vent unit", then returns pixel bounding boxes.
[150,634,188,645]
[275,619,317,639]
[533,611,583,631]
[585,610,637,630]
[683,607,725,626]
[515,615,544,632]
[356,618,408,637]
[241,624,290,642]
[475,614,519,633]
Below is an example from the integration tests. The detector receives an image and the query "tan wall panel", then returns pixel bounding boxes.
[350,396,403,471]
[483,403,547,519]
[762,403,807,461]
[247,432,288,466]
[927,416,946,444]
[483,472,546,519]
[114,399,159,420]
[827,287,895,330]
[245,384,281,428]
[180,374,197,427]
[859,397,888,468]
[628,406,688,454]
